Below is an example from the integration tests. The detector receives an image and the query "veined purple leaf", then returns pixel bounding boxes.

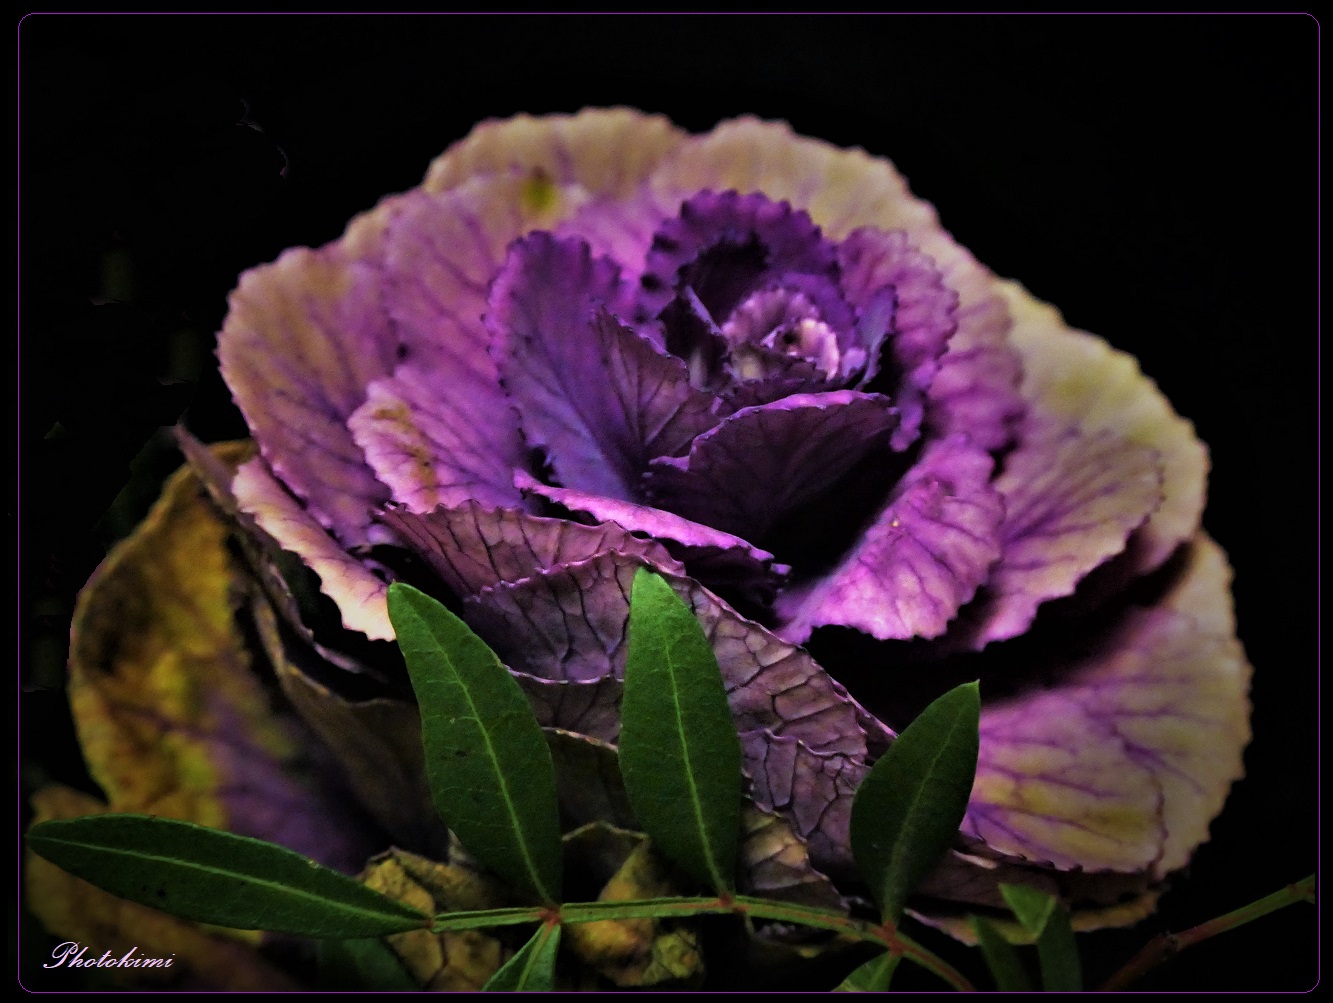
[838,227,958,450]
[347,363,525,513]
[637,190,849,328]
[644,390,898,541]
[515,470,788,597]
[379,499,682,599]
[217,247,395,546]
[464,551,867,756]
[777,436,1004,643]
[515,673,624,744]
[999,281,1208,574]
[964,536,1250,876]
[742,729,865,876]
[371,180,572,509]
[926,341,1026,453]
[965,429,1163,647]
[489,234,716,499]
[233,457,394,640]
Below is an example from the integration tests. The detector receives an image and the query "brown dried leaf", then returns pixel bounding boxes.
[360,849,507,990]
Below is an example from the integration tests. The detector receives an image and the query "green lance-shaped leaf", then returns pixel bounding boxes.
[483,921,562,991]
[387,582,562,904]
[315,937,419,990]
[849,680,980,923]
[834,950,901,991]
[618,568,743,893]
[26,815,427,937]
[1000,883,1082,992]
[970,915,1033,991]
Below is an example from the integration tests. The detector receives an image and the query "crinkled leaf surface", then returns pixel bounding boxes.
[26,814,427,938]
[381,498,681,600]
[466,551,867,754]
[643,390,896,541]
[999,279,1206,574]
[463,550,874,873]
[546,728,843,909]
[849,681,980,922]
[216,246,395,547]
[619,568,743,893]
[489,234,714,500]
[517,673,625,743]
[836,226,958,449]
[742,730,865,875]
[360,849,507,991]
[514,470,785,598]
[964,428,1163,646]
[388,582,563,903]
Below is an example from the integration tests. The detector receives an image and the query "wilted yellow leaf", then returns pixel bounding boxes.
[27,447,377,989]
[68,444,294,826]
[64,446,371,866]
[361,849,507,990]
[562,825,704,987]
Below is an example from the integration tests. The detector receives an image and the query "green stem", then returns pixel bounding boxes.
[1100,875,1315,991]
[728,896,972,990]
[430,905,549,933]
[525,894,975,990]
[559,896,733,923]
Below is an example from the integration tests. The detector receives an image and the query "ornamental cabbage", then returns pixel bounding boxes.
[206,108,1250,929]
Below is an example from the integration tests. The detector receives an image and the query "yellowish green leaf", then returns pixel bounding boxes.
[66,448,367,869]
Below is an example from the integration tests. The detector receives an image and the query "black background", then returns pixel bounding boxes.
[17,13,1317,991]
